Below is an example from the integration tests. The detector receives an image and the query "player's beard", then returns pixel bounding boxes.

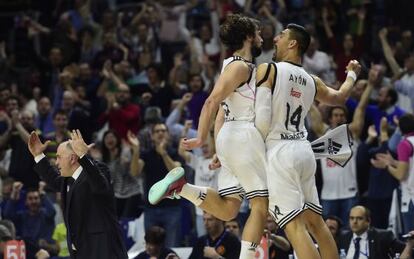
[251,45,262,58]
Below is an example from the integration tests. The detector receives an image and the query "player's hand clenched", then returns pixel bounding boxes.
[345,60,361,77]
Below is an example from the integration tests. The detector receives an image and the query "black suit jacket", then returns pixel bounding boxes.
[34,155,127,259]
[337,228,405,259]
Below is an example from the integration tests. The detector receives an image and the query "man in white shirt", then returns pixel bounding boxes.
[337,205,405,259]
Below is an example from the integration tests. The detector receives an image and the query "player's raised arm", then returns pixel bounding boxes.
[315,60,361,105]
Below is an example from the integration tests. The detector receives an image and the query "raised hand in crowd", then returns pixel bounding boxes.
[105,92,119,111]
[181,120,193,138]
[366,125,378,144]
[101,60,113,79]
[371,151,396,169]
[127,130,140,152]
[11,181,23,200]
[155,138,168,156]
[378,28,388,41]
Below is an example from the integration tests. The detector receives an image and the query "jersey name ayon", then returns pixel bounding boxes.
[289,74,307,86]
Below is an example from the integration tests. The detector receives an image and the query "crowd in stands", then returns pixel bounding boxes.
[0,0,413,258]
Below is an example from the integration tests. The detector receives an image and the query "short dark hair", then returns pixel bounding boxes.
[145,226,166,245]
[399,113,414,135]
[219,14,259,52]
[6,95,20,106]
[151,122,168,133]
[286,23,311,56]
[188,73,205,89]
[26,187,39,195]
[146,63,164,80]
[226,218,240,226]
[53,109,68,119]
[325,215,343,229]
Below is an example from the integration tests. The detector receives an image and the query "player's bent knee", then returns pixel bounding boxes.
[285,216,307,235]
[220,197,242,221]
[303,210,325,234]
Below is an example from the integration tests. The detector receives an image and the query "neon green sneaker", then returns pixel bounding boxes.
[148,167,186,205]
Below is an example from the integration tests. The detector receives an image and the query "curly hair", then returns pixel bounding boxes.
[399,113,414,135]
[219,14,259,52]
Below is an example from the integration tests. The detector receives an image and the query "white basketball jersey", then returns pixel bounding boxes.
[221,56,256,122]
[401,136,414,211]
[267,61,316,141]
[320,140,359,200]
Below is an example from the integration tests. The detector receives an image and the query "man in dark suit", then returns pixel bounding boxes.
[28,129,127,259]
[337,205,405,259]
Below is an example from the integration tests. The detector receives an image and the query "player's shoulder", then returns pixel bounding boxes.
[223,59,250,74]
[310,74,322,84]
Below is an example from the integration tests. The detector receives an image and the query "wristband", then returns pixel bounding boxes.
[347,71,357,82]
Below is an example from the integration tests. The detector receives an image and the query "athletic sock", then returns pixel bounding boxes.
[239,240,257,259]
[179,184,207,206]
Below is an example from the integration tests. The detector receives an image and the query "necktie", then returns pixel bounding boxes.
[67,177,75,191]
[66,177,75,208]
[353,237,361,259]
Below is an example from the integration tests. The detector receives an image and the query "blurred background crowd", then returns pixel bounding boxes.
[0,0,413,258]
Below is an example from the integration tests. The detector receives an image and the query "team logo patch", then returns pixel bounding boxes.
[273,205,283,220]
[327,138,342,154]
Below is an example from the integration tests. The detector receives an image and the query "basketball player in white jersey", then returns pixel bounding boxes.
[149,14,268,258]
[254,24,361,259]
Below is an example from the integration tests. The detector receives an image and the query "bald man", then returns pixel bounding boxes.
[28,130,127,259]
[337,205,405,259]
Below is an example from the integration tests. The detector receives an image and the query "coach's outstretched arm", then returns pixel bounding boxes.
[28,132,64,191]
[315,60,361,105]
[70,130,111,195]
[255,63,275,139]
[183,61,250,150]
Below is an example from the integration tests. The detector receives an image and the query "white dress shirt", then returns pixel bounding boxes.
[347,231,369,259]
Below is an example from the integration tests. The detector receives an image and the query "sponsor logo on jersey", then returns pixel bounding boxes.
[327,138,342,154]
[290,88,302,98]
[280,131,305,140]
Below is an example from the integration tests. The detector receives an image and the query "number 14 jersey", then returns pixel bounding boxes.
[267,61,316,141]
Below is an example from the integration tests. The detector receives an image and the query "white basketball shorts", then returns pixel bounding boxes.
[216,121,268,200]
[266,139,322,229]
